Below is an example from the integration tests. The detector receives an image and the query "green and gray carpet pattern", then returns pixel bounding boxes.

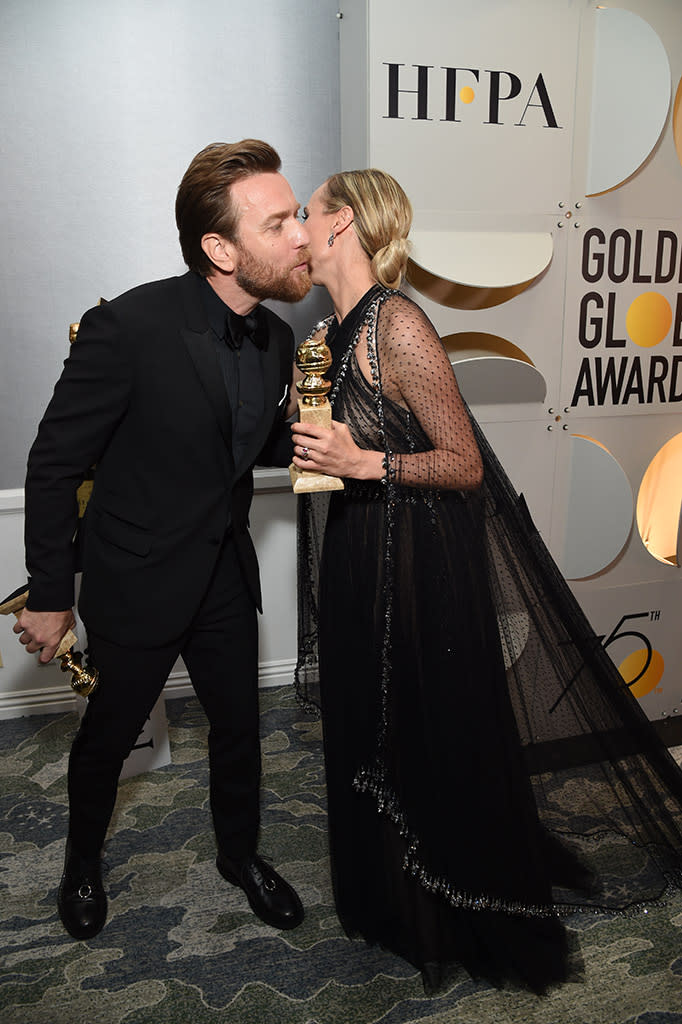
[1,686,682,1023]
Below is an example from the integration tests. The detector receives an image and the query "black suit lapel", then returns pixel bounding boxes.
[180,326,233,452]
[178,273,234,457]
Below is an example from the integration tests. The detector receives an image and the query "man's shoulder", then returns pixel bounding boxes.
[107,272,191,312]
[76,273,195,336]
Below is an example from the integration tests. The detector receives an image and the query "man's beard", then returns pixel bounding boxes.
[235,244,312,303]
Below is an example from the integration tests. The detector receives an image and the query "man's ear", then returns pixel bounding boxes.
[201,233,236,273]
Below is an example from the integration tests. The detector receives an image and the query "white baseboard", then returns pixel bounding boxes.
[0,658,297,720]
[162,657,296,700]
[0,684,79,719]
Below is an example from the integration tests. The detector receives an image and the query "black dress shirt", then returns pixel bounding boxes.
[199,276,266,475]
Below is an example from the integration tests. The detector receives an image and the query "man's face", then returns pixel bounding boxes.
[231,172,311,303]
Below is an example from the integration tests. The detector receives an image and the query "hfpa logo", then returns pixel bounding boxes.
[383,64,562,128]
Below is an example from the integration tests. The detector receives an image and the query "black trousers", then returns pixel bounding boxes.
[67,534,260,860]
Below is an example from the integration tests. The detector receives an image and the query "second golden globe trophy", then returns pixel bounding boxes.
[0,585,99,698]
[289,334,344,493]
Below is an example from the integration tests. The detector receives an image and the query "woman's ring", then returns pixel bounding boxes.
[301,446,310,461]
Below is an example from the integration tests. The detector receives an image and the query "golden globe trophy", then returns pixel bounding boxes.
[289,334,344,493]
[0,585,99,698]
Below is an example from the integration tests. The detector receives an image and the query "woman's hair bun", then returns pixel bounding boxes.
[371,237,411,290]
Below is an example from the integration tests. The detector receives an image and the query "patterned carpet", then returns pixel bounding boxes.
[1,686,682,1024]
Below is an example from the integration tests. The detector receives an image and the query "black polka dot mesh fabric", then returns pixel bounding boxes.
[373,293,484,490]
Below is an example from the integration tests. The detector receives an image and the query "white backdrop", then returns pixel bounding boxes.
[0,0,341,489]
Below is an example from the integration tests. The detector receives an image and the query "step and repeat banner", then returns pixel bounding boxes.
[340,0,682,725]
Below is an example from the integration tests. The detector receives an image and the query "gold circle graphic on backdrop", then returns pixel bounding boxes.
[673,76,682,169]
[442,332,546,405]
[619,648,665,699]
[626,292,672,348]
[407,230,553,310]
[636,432,682,567]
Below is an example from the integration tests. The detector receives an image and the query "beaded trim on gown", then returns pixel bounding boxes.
[295,286,682,993]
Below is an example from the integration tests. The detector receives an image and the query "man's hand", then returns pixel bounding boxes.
[14,608,76,664]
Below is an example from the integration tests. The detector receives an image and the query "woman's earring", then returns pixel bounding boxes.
[327,232,335,247]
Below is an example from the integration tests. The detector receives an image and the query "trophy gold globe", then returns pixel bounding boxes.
[0,585,99,698]
[289,335,344,493]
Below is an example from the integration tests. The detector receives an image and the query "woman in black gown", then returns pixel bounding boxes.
[290,169,682,993]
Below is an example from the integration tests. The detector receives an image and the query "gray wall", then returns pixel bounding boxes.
[0,0,341,488]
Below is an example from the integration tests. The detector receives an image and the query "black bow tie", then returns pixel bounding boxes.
[225,308,260,350]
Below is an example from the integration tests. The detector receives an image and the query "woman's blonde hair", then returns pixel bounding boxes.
[323,169,412,289]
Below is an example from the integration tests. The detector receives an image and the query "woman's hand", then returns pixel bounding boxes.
[291,420,385,481]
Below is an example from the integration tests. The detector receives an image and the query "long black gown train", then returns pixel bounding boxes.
[295,285,682,993]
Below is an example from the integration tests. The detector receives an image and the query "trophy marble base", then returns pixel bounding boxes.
[290,398,345,493]
[289,463,344,493]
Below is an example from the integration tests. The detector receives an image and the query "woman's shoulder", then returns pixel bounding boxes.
[375,289,439,343]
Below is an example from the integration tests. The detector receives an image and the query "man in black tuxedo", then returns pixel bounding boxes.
[15,140,310,939]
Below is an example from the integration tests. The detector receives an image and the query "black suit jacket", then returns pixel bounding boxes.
[24,271,294,646]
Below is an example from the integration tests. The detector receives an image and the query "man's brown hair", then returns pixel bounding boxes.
[175,140,281,276]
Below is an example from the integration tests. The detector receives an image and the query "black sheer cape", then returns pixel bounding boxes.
[295,286,682,992]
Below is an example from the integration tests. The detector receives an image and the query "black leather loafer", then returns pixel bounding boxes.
[57,840,107,940]
[216,852,304,930]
